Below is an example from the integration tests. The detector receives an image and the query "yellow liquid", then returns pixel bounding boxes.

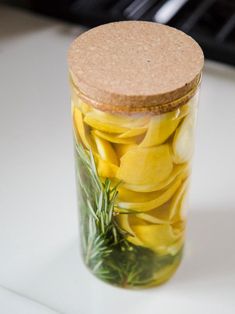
[72,94,197,288]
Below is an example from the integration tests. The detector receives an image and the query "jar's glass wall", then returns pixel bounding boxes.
[71,82,199,288]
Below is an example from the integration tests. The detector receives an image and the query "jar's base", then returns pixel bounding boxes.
[141,255,182,289]
[83,247,183,289]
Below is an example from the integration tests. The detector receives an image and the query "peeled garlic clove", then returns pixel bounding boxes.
[73,106,91,148]
[172,114,195,164]
[117,145,173,186]
[178,103,190,119]
[92,132,118,165]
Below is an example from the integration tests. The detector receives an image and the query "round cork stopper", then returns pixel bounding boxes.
[68,21,204,113]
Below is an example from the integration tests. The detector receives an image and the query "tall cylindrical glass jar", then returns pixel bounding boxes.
[68,21,204,288]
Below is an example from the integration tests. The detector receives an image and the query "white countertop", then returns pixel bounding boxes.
[0,5,235,314]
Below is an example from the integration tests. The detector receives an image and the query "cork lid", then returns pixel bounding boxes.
[68,21,204,113]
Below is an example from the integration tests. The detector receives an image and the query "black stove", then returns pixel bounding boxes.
[30,0,235,66]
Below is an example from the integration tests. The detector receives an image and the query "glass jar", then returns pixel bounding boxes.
[68,21,204,288]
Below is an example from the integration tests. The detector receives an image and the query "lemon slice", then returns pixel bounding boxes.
[117,145,173,186]
[171,189,188,223]
[136,201,172,224]
[137,179,189,223]
[177,191,188,221]
[131,224,181,253]
[96,157,119,178]
[116,214,144,246]
[114,143,138,159]
[79,100,91,114]
[92,132,118,165]
[91,132,119,177]
[116,212,184,254]
[118,187,161,203]
[117,171,187,212]
[118,127,147,138]
[92,130,137,144]
[172,114,195,164]
[73,106,92,148]
[116,213,132,234]
[169,179,188,220]
[123,163,188,192]
[84,110,149,134]
[91,109,150,127]
[172,220,185,237]
[140,111,180,147]
[84,112,130,133]
[70,86,79,106]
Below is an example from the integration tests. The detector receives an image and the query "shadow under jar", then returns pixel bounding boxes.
[68,21,204,289]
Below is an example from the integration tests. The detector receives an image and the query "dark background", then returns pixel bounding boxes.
[1,0,235,65]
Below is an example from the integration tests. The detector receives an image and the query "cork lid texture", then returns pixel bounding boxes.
[68,21,204,113]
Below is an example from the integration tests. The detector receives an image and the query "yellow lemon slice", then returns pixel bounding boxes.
[117,145,173,186]
[172,189,188,223]
[71,87,91,112]
[131,224,181,253]
[79,101,91,114]
[123,163,188,192]
[114,143,138,159]
[140,112,180,147]
[94,155,118,178]
[178,191,188,221]
[84,112,130,133]
[92,132,118,165]
[90,109,150,127]
[169,179,189,220]
[84,110,149,134]
[136,179,189,224]
[172,220,185,237]
[92,130,137,144]
[73,106,92,149]
[172,114,196,164]
[118,127,147,138]
[136,201,172,224]
[118,187,162,203]
[117,171,187,212]
[116,214,144,246]
[116,213,184,255]
[165,237,184,256]
[70,85,79,106]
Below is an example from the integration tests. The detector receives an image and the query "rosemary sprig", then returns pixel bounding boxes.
[75,143,123,271]
[75,141,182,287]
